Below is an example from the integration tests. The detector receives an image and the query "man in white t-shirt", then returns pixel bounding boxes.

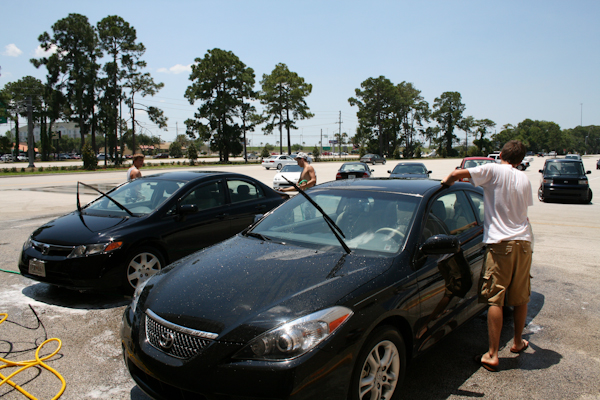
[442,140,533,372]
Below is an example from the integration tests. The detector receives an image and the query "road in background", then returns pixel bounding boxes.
[1,156,599,399]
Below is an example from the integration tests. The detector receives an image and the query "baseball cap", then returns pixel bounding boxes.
[295,152,308,160]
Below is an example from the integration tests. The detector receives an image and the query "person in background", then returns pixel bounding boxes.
[280,152,317,192]
[127,154,144,181]
[441,140,533,372]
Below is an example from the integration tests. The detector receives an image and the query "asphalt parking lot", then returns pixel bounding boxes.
[1,156,599,399]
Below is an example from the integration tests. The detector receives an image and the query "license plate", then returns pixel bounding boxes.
[348,174,356,179]
[29,259,46,277]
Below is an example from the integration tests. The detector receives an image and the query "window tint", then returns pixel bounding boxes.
[181,181,226,211]
[422,191,478,240]
[227,180,264,204]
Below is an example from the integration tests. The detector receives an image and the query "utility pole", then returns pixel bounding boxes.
[27,97,35,168]
[338,111,342,157]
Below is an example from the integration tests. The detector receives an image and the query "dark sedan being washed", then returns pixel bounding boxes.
[19,171,286,293]
[121,178,487,400]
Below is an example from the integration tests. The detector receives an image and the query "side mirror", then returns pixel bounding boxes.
[586,171,592,175]
[387,170,392,173]
[428,170,432,174]
[539,169,543,173]
[179,204,198,215]
[420,234,461,255]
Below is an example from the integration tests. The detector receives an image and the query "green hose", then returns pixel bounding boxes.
[0,268,20,275]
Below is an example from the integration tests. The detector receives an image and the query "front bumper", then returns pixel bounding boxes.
[18,246,126,291]
[120,306,354,400]
[541,184,590,201]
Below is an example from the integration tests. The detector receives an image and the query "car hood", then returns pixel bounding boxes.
[273,171,301,180]
[142,235,395,342]
[31,211,133,245]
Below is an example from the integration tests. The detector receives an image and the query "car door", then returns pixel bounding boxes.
[225,179,273,234]
[414,189,485,351]
[162,179,231,261]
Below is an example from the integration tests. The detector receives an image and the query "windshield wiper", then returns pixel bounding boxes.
[283,177,351,254]
[77,182,134,217]
[245,232,271,241]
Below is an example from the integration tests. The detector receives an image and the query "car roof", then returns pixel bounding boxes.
[142,170,245,182]
[545,159,582,163]
[463,157,495,160]
[313,177,451,196]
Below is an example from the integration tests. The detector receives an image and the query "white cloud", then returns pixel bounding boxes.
[3,44,22,57]
[157,63,192,74]
[34,44,58,58]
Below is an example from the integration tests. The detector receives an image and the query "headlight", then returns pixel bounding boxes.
[131,278,150,313]
[578,179,588,185]
[23,236,33,250]
[234,306,353,361]
[67,241,123,258]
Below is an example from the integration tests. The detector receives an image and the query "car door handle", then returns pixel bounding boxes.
[255,204,267,210]
[216,213,229,219]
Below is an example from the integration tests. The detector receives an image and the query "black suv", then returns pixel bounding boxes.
[539,159,592,203]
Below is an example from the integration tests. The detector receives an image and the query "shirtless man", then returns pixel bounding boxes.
[281,152,316,192]
[127,154,144,181]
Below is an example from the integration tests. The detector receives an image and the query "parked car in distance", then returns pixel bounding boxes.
[121,178,487,400]
[360,153,386,165]
[19,171,288,294]
[565,154,581,160]
[246,153,258,160]
[272,164,303,189]
[538,159,592,203]
[153,153,169,159]
[548,151,557,157]
[261,155,297,170]
[336,162,373,180]
[388,162,431,179]
[1,154,14,162]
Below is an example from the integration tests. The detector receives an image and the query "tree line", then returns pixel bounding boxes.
[2,13,598,163]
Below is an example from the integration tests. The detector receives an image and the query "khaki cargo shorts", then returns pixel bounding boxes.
[479,240,532,307]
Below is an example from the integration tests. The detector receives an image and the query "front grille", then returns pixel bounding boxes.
[145,309,217,360]
[31,239,74,257]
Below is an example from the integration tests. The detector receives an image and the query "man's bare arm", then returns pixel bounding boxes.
[441,168,471,186]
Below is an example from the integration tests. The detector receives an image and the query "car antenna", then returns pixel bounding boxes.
[282,177,351,254]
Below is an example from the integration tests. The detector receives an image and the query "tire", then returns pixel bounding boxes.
[123,246,165,294]
[538,186,545,202]
[277,163,283,170]
[584,189,593,204]
[517,164,525,171]
[350,326,406,400]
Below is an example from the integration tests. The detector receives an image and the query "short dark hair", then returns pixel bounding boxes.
[500,140,526,165]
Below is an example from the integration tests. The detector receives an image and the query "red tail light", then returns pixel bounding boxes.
[336,172,342,180]
[363,172,369,178]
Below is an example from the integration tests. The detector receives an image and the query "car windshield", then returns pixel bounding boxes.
[463,159,494,168]
[84,178,185,216]
[250,189,419,255]
[544,161,585,176]
[392,164,427,174]
[280,165,303,173]
[340,164,367,172]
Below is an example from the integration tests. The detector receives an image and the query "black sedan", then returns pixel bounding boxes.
[121,178,487,399]
[388,162,431,179]
[19,171,287,293]
[360,153,386,165]
[335,161,373,180]
[538,159,592,203]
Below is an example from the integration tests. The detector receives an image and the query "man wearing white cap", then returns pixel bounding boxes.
[281,152,317,192]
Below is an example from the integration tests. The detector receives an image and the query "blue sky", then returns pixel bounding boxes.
[1,0,598,147]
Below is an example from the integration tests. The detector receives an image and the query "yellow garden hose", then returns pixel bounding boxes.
[0,312,66,400]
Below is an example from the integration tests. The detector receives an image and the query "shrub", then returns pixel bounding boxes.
[38,167,44,172]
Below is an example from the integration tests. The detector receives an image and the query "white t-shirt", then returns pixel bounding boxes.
[469,163,533,244]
